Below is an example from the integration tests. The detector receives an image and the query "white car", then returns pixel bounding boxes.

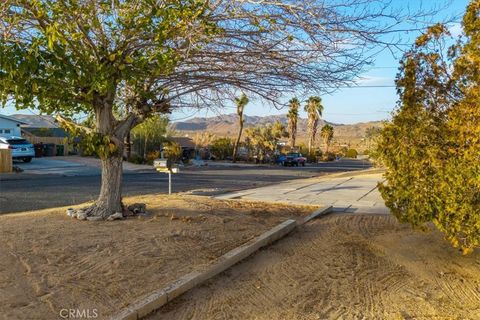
[0,136,35,162]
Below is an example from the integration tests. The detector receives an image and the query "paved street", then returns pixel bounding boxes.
[0,158,372,214]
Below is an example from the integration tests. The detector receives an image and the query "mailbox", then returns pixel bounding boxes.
[153,157,179,195]
[153,158,172,170]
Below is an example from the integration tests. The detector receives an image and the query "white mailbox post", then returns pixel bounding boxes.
[153,158,179,195]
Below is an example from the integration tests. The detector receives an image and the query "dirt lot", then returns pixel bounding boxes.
[0,194,315,320]
[152,214,480,320]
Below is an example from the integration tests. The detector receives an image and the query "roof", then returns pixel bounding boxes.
[8,114,58,128]
[169,137,195,148]
[22,127,69,138]
[0,114,28,125]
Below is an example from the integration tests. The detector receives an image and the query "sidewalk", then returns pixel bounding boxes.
[216,170,389,214]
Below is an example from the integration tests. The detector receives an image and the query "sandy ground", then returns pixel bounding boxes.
[0,195,315,320]
[151,213,480,320]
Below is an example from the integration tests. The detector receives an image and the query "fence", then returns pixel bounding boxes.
[0,149,12,173]
[24,135,69,156]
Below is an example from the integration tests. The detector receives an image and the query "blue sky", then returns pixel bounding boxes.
[1,0,470,125]
[170,0,470,124]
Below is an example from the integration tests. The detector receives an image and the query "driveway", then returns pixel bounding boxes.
[14,157,101,176]
[13,156,155,176]
[216,170,387,214]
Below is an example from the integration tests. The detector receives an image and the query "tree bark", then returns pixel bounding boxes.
[126,131,131,160]
[84,92,126,218]
[232,119,243,163]
[144,136,148,159]
[87,154,124,218]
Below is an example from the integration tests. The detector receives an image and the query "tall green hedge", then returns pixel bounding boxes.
[376,3,480,254]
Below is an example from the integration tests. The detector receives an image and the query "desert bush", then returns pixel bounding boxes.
[129,154,145,164]
[244,122,287,161]
[162,141,182,163]
[322,152,336,161]
[345,148,358,158]
[146,151,160,165]
[210,138,234,160]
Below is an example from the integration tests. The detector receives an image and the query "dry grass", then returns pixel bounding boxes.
[0,194,315,320]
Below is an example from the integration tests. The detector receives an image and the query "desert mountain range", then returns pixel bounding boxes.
[173,114,384,149]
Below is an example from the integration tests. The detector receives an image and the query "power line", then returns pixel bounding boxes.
[332,85,396,89]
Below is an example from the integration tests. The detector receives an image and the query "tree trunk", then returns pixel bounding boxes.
[87,154,124,218]
[232,120,243,163]
[308,134,314,154]
[126,131,131,160]
[84,92,125,219]
[144,136,148,159]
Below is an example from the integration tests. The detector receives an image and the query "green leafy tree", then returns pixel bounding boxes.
[320,124,334,154]
[131,115,169,160]
[305,96,323,154]
[0,1,442,219]
[376,0,480,254]
[210,137,234,160]
[245,121,287,161]
[232,93,249,163]
[0,1,215,218]
[287,97,300,148]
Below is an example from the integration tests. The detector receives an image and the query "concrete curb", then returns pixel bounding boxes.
[301,205,333,225]
[111,219,297,320]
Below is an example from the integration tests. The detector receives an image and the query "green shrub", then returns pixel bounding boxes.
[146,151,160,165]
[375,14,480,254]
[322,152,335,161]
[129,154,145,164]
[210,138,234,160]
[345,148,358,158]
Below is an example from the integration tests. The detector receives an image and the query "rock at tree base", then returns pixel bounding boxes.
[76,210,87,220]
[107,212,124,221]
[66,208,75,218]
[86,216,103,221]
[127,203,147,214]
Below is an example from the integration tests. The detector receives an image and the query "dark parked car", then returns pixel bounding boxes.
[283,152,306,166]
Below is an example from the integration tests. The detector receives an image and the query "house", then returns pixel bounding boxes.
[169,137,196,149]
[6,114,71,156]
[0,114,27,137]
[168,137,196,160]
[8,114,68,138]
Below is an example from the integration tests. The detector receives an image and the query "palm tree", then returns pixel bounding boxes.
[321,124,334,154]
[287,97,300,148]
[232,93,249,162]
[304,96,323,154]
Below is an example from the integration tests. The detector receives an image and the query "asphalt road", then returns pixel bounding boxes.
[0,159,371,214]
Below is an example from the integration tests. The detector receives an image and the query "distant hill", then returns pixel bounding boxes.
[173,114,384,150]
